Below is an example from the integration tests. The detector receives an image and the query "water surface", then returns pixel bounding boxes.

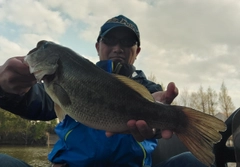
[0,145,53,167]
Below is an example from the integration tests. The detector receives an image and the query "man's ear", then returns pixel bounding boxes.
[136,47,141,57]
[95,42,100,55]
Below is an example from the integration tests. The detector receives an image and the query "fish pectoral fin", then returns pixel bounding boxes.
[54,103,66,122]
[53,83,71,106]
[113,74,155,102]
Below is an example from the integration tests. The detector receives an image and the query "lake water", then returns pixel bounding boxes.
[0,145,237,167]
[0,145,53,167]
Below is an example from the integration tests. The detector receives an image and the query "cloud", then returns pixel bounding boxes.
[0,0,70,37]
[19,33,57,48]
[0,0,240,108]
[0,36,27,64]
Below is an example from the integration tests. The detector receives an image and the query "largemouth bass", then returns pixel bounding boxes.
[24,40,226,167]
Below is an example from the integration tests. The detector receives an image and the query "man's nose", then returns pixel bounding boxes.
[112,43,124,54]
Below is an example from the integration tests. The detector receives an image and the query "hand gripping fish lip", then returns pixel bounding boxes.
[24,41,59,82]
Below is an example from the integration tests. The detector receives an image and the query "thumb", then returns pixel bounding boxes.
[165,82,178,104]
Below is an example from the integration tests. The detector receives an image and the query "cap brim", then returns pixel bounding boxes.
[98,26,140,46]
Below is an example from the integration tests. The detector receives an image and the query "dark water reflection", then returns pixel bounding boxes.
[0,145,53,167]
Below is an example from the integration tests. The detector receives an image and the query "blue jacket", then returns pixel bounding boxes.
[0,60,162,167]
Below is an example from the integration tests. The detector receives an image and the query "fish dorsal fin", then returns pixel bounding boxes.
[113,74,155,102]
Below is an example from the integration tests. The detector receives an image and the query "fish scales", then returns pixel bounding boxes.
[24,40,227,167]
[39,43,186,131]
[56,52,186,131]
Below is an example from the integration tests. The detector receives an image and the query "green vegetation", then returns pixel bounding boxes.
[0,109,57,145]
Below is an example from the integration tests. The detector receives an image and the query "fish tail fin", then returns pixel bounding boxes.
[175,107,226,167]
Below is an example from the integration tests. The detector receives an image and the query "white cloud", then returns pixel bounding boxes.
[0,36,27,64]
[1,0,70,37]
[19,33,57,48]
[0,0,240,109]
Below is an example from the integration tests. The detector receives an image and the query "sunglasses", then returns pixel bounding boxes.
[100,37,138,47]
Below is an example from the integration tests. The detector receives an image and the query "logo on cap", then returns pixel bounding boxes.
[97,15,140,46]
[105,17,139,37]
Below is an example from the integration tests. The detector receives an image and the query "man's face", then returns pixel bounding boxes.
[96,27,141,65]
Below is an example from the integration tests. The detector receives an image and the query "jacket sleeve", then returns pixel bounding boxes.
[142,79,163,93]
[0,83,57,121]
[132,70,163,93]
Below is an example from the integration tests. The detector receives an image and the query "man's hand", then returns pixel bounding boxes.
[152,82,178,104]
[106,82,179,141]
[0,56,36,95]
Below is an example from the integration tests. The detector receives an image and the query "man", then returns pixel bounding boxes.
[0,15,207,167]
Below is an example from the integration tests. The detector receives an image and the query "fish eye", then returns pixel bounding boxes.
[36,40,49,49]
[43,42,48,49]
[37,40,47,48]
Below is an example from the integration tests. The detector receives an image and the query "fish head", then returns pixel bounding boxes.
[24,40,60,82]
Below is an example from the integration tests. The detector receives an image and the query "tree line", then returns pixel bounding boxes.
[0,108,57,145]
[148,73,236,118]
[175,82,235,117]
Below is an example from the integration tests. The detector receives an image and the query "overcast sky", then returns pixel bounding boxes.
[0,0,239,111]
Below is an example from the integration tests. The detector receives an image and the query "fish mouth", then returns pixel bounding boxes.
[24,56,56,82]
[24,56,37,69]
[33,70,46,82]
[24,56,43,81]
[30,69,56,82]
[24,41,59,82]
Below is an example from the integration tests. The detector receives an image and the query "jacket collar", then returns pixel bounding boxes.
[96,60,136,78]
